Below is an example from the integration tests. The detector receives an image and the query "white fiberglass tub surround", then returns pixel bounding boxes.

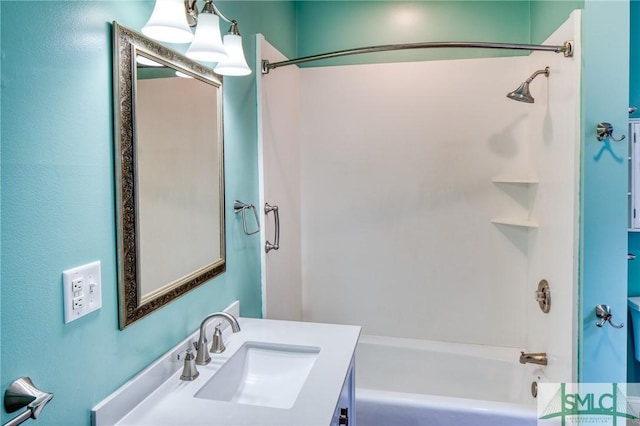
[355,335,542,426]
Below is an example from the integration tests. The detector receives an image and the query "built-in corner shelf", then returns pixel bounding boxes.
[491,218,539,229]
[491,175,539,229]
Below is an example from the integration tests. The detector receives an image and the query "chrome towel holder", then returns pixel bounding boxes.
[234,200,260,235]
[3,377,53,426]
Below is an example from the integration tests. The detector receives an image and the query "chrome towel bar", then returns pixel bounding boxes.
[3,377,53,426]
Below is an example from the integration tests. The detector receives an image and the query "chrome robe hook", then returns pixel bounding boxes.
[596,122,625,142]
[595,304,624,328]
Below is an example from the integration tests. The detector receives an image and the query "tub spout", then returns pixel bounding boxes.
[519,351,547,366]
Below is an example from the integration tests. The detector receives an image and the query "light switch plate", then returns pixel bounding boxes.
[63,261,102,323]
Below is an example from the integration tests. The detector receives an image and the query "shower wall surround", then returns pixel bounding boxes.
[298,12,580,382]
[301,57,531,347]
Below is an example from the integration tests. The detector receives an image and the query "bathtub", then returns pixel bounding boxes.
[355,335,541,426]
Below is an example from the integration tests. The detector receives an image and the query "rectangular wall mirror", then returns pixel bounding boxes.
[113,22,225,329]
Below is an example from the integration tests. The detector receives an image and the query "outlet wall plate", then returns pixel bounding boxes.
[63,261,102,323]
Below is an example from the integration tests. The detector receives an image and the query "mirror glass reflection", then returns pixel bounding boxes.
[135,53,222,302]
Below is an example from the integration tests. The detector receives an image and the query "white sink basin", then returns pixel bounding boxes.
[194,342,320,409]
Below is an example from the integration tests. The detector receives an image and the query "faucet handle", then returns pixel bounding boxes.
[178,349,199,381]
[210,324,226,354]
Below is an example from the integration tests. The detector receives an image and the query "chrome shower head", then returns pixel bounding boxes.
[506,81,534,103]
[506,66,550,103]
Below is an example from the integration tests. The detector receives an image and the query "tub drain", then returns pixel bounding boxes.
[531,381,538,398]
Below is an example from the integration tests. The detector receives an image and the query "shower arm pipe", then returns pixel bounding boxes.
[525,67,550,83]
[262,40,574,74]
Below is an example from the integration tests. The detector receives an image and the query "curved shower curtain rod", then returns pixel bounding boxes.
[261,40,574,74]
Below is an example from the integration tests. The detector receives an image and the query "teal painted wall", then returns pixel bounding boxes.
[0,1,294,425]
[530,0,583,44]
[294,1,584,67]
[580,0,629,383]
[295,1,532,67]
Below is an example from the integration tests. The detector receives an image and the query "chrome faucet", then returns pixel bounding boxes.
[194,312,241,365]
[519,351,548,366]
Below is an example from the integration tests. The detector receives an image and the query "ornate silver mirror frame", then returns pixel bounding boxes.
[113,22,225,329]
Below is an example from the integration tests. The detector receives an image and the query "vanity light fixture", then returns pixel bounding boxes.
[142,0,251,76]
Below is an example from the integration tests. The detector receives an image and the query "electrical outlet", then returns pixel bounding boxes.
[63,261,102,323]
[72,278,83,294]
[73,296,84,310]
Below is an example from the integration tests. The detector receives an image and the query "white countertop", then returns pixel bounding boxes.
[93,317,360,426]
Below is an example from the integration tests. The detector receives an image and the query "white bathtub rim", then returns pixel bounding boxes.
[357,388,537,419]
[358,334,530,363]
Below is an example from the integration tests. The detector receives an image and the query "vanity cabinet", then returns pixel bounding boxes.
[331,359,355,426]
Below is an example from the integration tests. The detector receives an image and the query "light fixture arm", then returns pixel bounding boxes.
[208,1,235,24]
[185,0,198,27]
[184,0,236,28]
[228,20,241,36]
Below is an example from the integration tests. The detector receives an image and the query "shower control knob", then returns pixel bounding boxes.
[535,280,551,313]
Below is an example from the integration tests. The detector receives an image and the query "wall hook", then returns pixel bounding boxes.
[595,304,624,328]
[596,122,625,142]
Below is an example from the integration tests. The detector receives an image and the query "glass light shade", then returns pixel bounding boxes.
[142,0,194,44]
[186,13,227,62]
[214,34,251,76]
